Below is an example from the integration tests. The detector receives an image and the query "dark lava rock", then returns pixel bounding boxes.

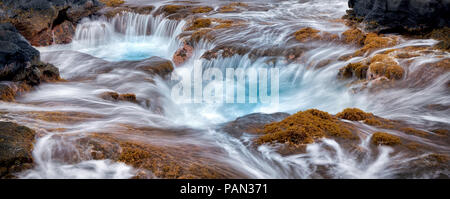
[0,0,104,46]
[0,121,36,178]
[348,0,450,33]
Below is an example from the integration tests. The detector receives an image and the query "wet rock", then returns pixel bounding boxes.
[185,18,212,31]
[428,27,450,52]
[68,132,244,179]
[51,20,76,44]
[221,112,290,137]
[0,23,60,101]
[0,121,35,178]
[129,56,174,78]
[371,132,401,146]
[342,27,365,45]
[0,83,15,102]
[153,4,215,20]
[173,43,194,66]
[87,56,174,78]
[0,0,103,46]
[201,44,251,60]
[218,2,248,13]
[23,111,103,124]
[347,0,450,33]
[336,108,374,121]
[102,5,155,18]
[0,23,59,82]
[294,27,321,42]
[367,54,404,80]
[99,0,124,7]
[338,50,407,87]
[355,33,398,56]
[100,92,137,103]
[256,109,358,146]
[0,23,40,80]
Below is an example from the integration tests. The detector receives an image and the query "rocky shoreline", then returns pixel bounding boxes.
[0,0,449,178]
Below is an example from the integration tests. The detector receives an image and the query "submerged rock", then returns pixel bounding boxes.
[0,122,35,178]
[221,112,290,137]
[173,42,194,66]
[100,92,137,103]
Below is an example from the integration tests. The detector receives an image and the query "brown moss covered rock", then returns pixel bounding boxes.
[72,133,242,179]
[102,5,155,18]
[368,54,404,80]
[0,84,16,102]
[23,111,103,124]
[371,132,401,146]
[0,122,35,178]
[338,62,368,79]
[342,27,365,45]
[173,43,194,66]
[338,54,404,82]
[219,2,248,13]
[0,0,103,46]
[257,109,356,145]
[185,18,212,31]
[429,27,450,51]
[355,33,398,56]
[221,112,290,137]
[294,27,339,43]
[99,0,124,7]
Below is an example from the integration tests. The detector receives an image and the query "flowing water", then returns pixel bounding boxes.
[0,0,449,178]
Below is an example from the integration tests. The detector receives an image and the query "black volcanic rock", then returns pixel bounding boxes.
[0,22,60,101]
[348,0,450,33]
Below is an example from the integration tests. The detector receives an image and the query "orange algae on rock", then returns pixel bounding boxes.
[371,132,401,146]
[257,109,355,145]
[354,33,397,56]
[162,5,189,14]
[400,127,429,137]
[342,28,365,45]
[219,2,248,12]
[338,62,368,79]
[336,108,374,121]
[368,54,404,80]
[100,92,137,103]
[82,133,237,179]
